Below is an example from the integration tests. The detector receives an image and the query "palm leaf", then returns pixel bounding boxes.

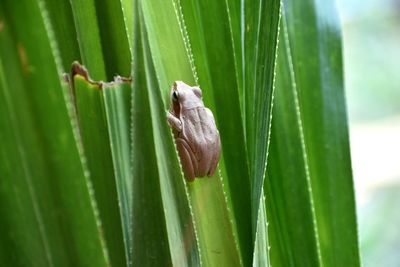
[266,2,360,266]
[139,0,242,264]
[0,0,360,266]
[0,2,108,266]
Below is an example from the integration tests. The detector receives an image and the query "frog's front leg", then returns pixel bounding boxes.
[175,138,197,181]
[167,111,182,132]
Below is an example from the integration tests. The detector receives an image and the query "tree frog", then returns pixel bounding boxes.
[167,81,221,181]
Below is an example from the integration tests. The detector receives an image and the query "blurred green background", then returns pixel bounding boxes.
[337,0,400,266]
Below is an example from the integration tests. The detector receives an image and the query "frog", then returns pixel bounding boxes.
[167,81,221,181]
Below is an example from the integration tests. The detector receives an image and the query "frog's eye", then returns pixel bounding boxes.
[172,91,179,102]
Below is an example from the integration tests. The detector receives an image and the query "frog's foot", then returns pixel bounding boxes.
[167,112,182,132]
[208,134,221,177]
[176,138,197,182]
[208,162,217,177]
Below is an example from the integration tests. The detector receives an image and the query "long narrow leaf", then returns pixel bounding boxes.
[140,0,242,265]
[253,199,269,266]
[69,0,133,265]
[271,0,360,265]
[243,0,281,230]
[179,1,252,264]
[94,0,131,77]
[119,0,134,53]
[39,0,81,71]
[265,17,321,266]
[130,22,172,264]
[139,6,201,264]
[103,81,132,266]
[69,0,106,80]
[0,3,108,266]
[73,73,126,267]
[242,0,281,265]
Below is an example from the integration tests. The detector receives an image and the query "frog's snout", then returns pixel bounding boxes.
[172,81,178,90]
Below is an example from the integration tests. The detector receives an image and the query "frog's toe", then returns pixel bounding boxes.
[207,136,221,177]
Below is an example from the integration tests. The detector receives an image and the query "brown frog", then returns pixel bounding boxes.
[167,81,221,181]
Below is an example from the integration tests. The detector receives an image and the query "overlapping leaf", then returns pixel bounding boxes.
[266,17,320,266]
[0,2,109,266]
[139,0,242,265]
[265,2,360,266]
[179,1,252,264]
[0,0,360,266]
[130,2,200,265]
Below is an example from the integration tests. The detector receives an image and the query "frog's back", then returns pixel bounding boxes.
[181,107,219,176]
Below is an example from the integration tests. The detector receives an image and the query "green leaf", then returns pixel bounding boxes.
[94,0,131,77]
[73,74,126,267]
[69,0,107,80]
[141,34,203,267]
[140,0,242,265]
[266,17,320,266]
[283,0,359,264]
[243,0,281,231]
[103,80,132,266]
[68,0,134,265]
[253,199,269,266]
[129,4,199,265]
[67,0,132,263]
[119,0,134,54]
[0,2,108,266]
[265,1,360,266]
[225,0,243,106]
[130,23,172,265]
[0,0,361,265]
[241,0,281,265]
[73,69,132,265]
[39,0,81,71]
[178,1,252,264]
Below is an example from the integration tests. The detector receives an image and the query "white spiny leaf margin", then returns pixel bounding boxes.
[225,0,247,135]
[118,0,133,57]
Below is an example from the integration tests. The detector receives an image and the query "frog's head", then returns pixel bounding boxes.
[170,81,203,115]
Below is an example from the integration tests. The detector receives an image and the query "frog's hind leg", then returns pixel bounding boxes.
[176,138,197,181]
[208,136,221,177]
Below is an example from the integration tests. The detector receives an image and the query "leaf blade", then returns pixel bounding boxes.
[265,1,360,265]
[283,0,360,264]
[178,0,252,264]
[69,0,106,80]
[140,0,242,264]
[103,81,132,266]
[0,2,109,266]
[73,75,126,267]
[266,16,321,266]
[130,42,173,266]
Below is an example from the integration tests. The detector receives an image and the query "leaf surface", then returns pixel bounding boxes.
[0,2,109,266]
